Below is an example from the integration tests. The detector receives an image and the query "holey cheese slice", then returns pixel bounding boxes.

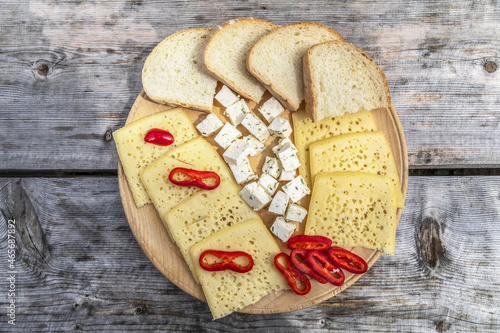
[305,172,398,254]
[165,181,260,281]
[113,109,198,207]
[292,109,377,187]
[190,219,289,319]
[140,137,234,222]
[309,131,404,208]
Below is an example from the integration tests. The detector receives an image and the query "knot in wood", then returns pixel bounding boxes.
[104,129,113,142]
[484,61,497,73]
[37,64,49,76]
[33,60,51,80]
[418,217,445,270]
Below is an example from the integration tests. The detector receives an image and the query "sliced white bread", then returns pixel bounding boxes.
[202,18,277,103]
[247,22,343,111]
[303,40,391,122]
[142,29,218,113]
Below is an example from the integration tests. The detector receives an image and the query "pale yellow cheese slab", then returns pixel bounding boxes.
[165,181,260,281]
[113,108,198,207]
[305,172,398,254]
[292,109,377,187]
[309,131,404,207]
[190,218,289,319]
[140,137,235,223]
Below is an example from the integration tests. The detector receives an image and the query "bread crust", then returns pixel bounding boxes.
[247,21,344,111]
[303,40,392,122]
[202,18,277,103]
[142,28,215,113]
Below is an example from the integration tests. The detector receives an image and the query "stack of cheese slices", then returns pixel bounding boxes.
[114,18,404,320]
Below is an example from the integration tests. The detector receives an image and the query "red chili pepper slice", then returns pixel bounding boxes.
[287,235,333,251]
[199,250,254,273]
[290,249,328,284]
[144,128,175,146]
[274,253,311,295]
[327,247,368,274]
[306,250,345,286]
[168,167,220,190]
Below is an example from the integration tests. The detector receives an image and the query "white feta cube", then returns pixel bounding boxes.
[225,99,250,126]
[268,191,289,215]
[242,135,266,157]
[215,85,239,107]
[195,114,224,137]
[280,153,301,172]
[223,139,251,165]
[285,203,308,222]
[279,169,296,181]
[229,157,257,184]
[282,176,311,202]
[262,156,281,179]
[272,138,298,160]
[270,216,296,242]
[241,114,270,143]
[268,117,293,138]
[214,123,242,149]
[239,182,272,211]
[257,173,279,196]
[258,97,284,123]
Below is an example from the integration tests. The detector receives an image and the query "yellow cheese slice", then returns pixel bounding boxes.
[165,181,260,281]
[292,109,377,187]
[113,108,198,207]
[140,137,235,221]
[305,172,398,254]
[190,218,289,319]
[309,131,404,207]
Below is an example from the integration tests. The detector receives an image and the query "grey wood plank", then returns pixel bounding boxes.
[0,0,499,169]
[0,176,499,331]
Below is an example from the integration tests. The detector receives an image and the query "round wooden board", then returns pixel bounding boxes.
[118,88,408,314]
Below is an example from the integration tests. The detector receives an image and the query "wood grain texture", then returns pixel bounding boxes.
[0,176,499,332]
[0,0,499,170]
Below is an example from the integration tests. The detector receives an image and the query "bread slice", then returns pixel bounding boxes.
[142,29,218,113]
[202,18,276,103]
[247,22,343,111]
[303,40,391,122]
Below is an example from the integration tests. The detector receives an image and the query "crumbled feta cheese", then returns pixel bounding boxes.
[268,191,289,215]
[241,114,270,143]
[258,97,284,123]
[268,117,293,138]
[239,182,272,211]
[195,114,224,137]
[225,99,250,126]
[262,156,281,179]
[242,135,266,156]
[282,176,311,202]
[257,173,279,196]
[223,139,251,165]
[215,85,239,107]
[285,203,307,222]
[279,169,296,181]
[229,157,257,184]
[214,123,242,149]
[270,216,296,242]
[280,153,301,172]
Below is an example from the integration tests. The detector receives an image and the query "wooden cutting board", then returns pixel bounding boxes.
[117,87,408,314]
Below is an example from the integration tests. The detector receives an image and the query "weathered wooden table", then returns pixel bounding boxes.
[1,1,499,332]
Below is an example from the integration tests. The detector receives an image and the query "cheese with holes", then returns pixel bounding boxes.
[140,137,234,221]
[113,108,198,207]
[190,219,288,319]
[305,172,399,254]
[309,131,404,208]
[292,109,377,187]
[165,181,260,281]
